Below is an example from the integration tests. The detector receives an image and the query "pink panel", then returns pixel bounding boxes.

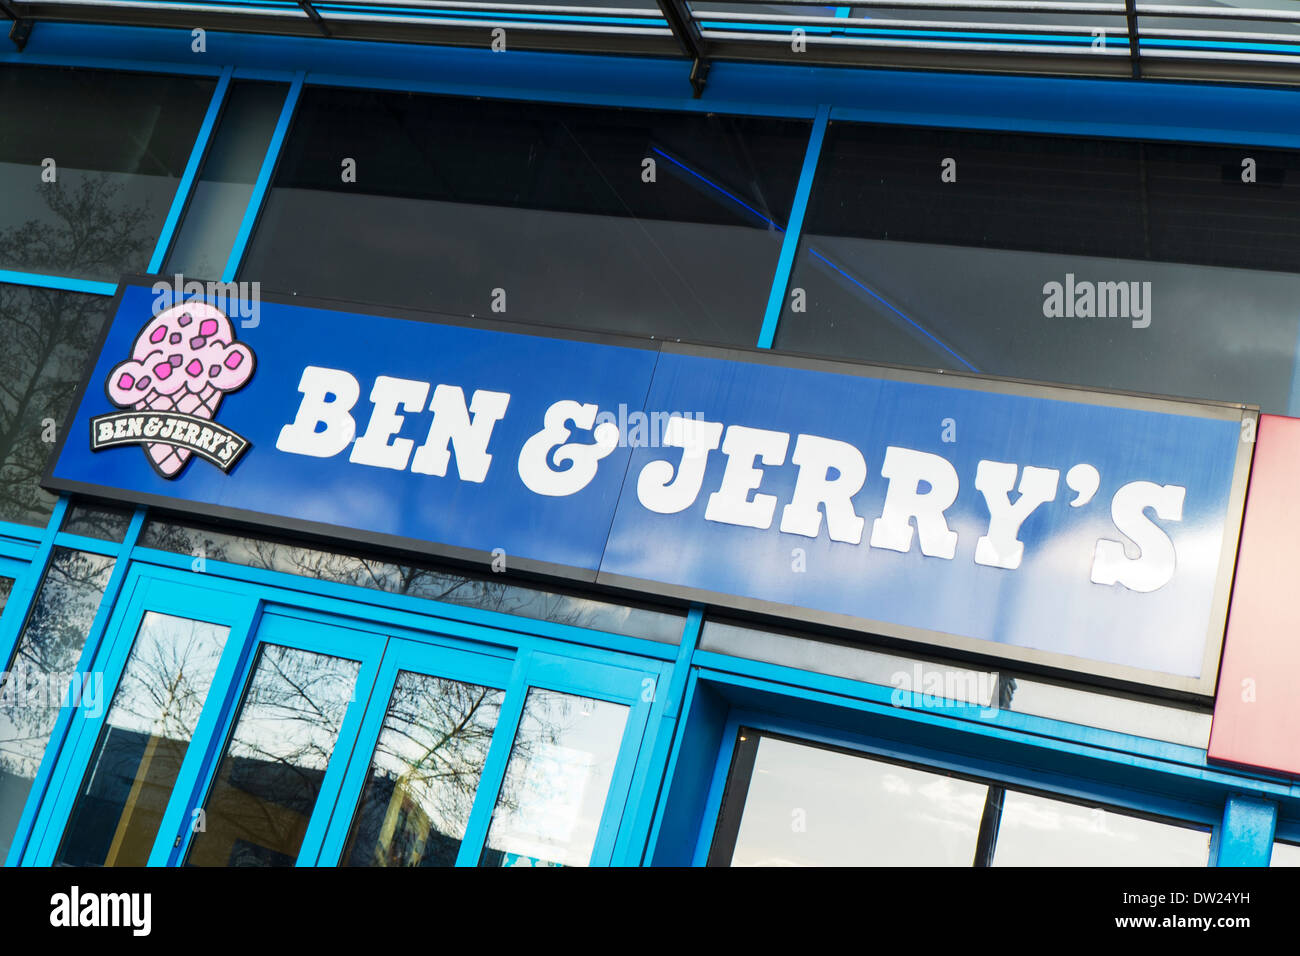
[1209,414,1300,775]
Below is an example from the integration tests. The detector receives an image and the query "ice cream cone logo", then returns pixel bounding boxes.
[90,302,257,479]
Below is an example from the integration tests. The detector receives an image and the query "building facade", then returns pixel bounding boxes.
[1,2,1300,867]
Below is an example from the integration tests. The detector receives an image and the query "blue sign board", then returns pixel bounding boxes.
[47,278,1254,693]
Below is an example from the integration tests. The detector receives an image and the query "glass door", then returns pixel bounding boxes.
[28,565,668,868]
[23,566,259,866]
[169,608,386,867]
[310,636,513,867]
[313,646,664,867]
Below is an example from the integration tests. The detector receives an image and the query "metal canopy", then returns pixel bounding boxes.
[4,0,1300,93]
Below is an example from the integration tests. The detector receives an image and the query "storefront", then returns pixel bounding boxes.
[2,3,1300,868]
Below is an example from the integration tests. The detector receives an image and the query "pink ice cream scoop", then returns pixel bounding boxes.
[106,302,254,477]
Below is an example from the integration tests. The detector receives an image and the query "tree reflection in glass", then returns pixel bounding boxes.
[342,672,504,867]
[481,689,628,868]
[0,285,112,527]
[0,548,114,860]
[56,613,229,866]
[186,644,359,867]
[138,519,682,642]
[59,503,134,543]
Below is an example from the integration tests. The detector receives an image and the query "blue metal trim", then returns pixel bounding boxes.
[148,65,234,273]
[8,505,141,866]
[0,543,38,568]
[617,605,702,863]
[692,648,1209,771]
[305,68,817,117]
[0,518,45,546]
[0,270,116,296]
[757,104,828,349]
[691,710,743,865]
[163,597,265,866]
[12,24,1300,147]
[231,66,297,81]
[697,665,1298,813]
[454,653,530,865]
[48,532,124,558]
[0,49,225,76]
[128,545,682,662]
[721,703,1224,837]
[222,71,304,282]
[147,593,261,866]
[1216,795,1278,867]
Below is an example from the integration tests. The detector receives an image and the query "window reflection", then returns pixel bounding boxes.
[718,733,988,866]
[0,65,214,282]
[60,502,134,543]
[0,548,114,859]
[342,672,504,867]
[139,518,682,643]
[242,87,808,346]
[0,576,12,618]
[481,689,628,867]
[0,285,112,526]
[186,643,360,867]
[56,613,229,866]
[992,790,1210,866]
[777,123,1300,414]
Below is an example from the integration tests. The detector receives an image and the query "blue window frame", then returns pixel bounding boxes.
[18,561,671,866]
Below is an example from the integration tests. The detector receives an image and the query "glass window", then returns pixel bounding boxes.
[992,790,1210,866]
[165,81,289,280]
[0,548,115,859]
[0,576,12,618]
[55,613,230,866]
[185,643,360,867]
[137,518,683,643]
[0,284,113,527]
[1271,841,1300,867]
[480,689,629,867]
[241,87,809,345]
[776,123,1300,414]
[710,731,988,866]
[59,502,133,542]
[0,66,215,282]
[342,672,505,867]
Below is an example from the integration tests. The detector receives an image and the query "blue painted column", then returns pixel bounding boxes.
[1215,794,1277,866]
[756,104,830,350]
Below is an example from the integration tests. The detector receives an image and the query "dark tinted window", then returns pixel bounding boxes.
[165,81,289,280]
[0,285,111,527]
[242,87,809,345]
[60,502,133,542]
[0,66,214,282]
[777,123,1300,413]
